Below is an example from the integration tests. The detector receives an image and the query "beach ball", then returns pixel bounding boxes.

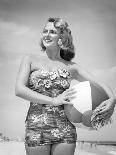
[64,81,109,128]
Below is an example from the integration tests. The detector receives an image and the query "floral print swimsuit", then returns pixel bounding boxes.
[25,68,77,147]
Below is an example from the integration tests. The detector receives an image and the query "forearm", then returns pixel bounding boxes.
[15,85,54,105]
[87,79,116,107]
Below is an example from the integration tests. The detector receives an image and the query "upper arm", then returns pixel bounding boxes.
[15,54,31,88]
[72,63,107,88]
[73,63,96,82]
[72,63,114,98]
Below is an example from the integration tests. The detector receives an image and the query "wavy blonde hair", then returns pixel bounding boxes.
[40,17,75,61]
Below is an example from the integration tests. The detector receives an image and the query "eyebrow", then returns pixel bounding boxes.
[43,28,58,33]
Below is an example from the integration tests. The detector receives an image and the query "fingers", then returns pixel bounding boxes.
[63,101,73,105]
[96,102,107,110]
[102,112,113,119]
[64,95,77,102]
[66,90,77,97]
[93,102,107,114]
[69,95,77,100]
[93,106,105,114]
[64,88,77,100]
[95,104,114,115]
[66,87,75,92]
[92,112,112,123]
[66,88,76,94]
[92,108,113,121]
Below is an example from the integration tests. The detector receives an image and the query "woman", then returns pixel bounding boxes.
[15,17,116,155]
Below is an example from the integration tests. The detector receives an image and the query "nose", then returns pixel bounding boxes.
[46,31,50,37]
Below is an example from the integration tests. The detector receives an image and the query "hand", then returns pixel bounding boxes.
[52,87,77,106]
[92,98,116,119]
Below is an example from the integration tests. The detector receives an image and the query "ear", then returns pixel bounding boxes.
[57,38,63,47]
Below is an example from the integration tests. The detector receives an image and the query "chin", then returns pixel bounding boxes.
[45,44,57,50]
[43,41,54,48]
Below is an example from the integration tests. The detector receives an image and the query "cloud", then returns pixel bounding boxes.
[0,19,41,60]
[0,63,3,67]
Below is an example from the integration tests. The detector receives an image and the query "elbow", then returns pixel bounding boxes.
[15,86,21,97]
[15,89,20,97]
[15,83,25,97]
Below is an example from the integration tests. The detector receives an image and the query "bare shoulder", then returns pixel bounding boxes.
[68,61,90,81]
[69,61,80,72]
[70,61,89,73]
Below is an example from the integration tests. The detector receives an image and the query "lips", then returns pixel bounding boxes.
[45,39,52,43]
[44,37,52,43]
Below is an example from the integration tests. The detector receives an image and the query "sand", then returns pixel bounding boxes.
[0,141,116,155]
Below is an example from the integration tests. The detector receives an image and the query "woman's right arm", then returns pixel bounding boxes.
[15,55,74,106]
[15,55,55,105]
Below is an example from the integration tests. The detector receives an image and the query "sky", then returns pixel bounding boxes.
[0,0,116,141]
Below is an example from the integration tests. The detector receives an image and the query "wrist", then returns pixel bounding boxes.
[52,97,57,106]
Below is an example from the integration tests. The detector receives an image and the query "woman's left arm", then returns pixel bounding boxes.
[73,63,116,116]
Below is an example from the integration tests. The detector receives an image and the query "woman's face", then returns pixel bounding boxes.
[42,22,60,49]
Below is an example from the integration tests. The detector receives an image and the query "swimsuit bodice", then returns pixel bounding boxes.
[28,68,72,98]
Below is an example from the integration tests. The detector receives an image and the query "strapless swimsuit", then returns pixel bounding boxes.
[25,68,77,147]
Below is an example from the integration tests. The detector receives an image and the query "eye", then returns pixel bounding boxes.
[50,30,57,34]
[43,29,48,33]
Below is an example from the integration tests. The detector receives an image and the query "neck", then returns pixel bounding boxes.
[46,46,61,61]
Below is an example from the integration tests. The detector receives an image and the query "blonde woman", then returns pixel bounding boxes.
[15,17,115,155]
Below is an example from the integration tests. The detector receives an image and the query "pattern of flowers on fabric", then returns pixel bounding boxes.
[25,68,77,147]
[51,129,64,138]
[45,106,59,113]
[59,110,65,117]
[31,114,39,123]
[58,68,70,78]
[25,103,77,146]
[43,79,52,88]
[30,134,40,141]
[62,125,72,133]
[28,68,71,97]
[33,114,48,124]
[49,71,58,80]
[41,70,49,78]
[60,79,70,88]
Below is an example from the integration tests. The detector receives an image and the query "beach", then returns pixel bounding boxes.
[0,141,116,155]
